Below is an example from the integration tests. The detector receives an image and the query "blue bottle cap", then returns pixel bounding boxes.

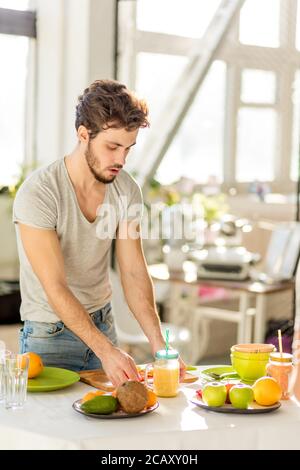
[155,349,179,360]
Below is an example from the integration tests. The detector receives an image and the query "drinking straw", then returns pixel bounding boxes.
[165,328,169,356]
[278,329,283,357]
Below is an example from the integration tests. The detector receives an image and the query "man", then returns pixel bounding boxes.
[14,79,185,387]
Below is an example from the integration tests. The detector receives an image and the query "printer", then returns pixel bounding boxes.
[189,246,260,281]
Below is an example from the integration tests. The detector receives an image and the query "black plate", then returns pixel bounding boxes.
[190,397,281,414]
[72,399,159,419]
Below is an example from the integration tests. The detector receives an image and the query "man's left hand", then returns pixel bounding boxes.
[179,355,187,380]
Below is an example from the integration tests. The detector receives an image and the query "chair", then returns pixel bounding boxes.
[188,223,300,362]
[110,269,191,363]
[183,289,254,364]
[250,222,300,283]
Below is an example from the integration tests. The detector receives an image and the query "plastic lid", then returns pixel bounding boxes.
[155,349,179,360]
[270,352,293,363]
[231,343,275,353]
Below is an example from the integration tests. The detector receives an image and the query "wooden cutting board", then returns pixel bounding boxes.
[79,370,115,391]
[79,368,198,391]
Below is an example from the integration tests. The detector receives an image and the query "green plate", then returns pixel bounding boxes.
[200,365,239,381]
[27,367,80,392]
[186,365,198,371]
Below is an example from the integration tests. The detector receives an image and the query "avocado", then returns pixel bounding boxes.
[81,395,118,414]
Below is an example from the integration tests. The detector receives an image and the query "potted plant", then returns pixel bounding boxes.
[0,164,34,280]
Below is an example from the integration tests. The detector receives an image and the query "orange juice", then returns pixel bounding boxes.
[151,348,180,398]
[266,352,294,400]
[153,364,180,397]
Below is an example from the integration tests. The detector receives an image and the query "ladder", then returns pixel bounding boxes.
[132,0,245,190]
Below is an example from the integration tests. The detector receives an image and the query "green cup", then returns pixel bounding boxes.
[231,349,272,361]
[230,354,269,382]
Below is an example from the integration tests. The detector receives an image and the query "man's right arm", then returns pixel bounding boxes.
[18,223,140,387]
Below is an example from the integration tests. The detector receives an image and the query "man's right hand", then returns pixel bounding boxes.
[99,345,141,388]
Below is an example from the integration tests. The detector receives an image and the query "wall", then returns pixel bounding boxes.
[35,0,117,166]
[0,196,19,280]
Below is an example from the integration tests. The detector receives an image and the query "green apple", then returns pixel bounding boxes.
[202,382,227,407]
[229,384,254,409]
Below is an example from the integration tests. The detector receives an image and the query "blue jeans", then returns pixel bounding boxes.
[19,303,118,371]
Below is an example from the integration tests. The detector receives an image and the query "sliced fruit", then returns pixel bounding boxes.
[186,365,197,371]
[225,383,235,403]
[82,390,105,403]
[146,389,158,408]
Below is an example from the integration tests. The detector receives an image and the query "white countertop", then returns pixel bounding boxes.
[0,367,299,450]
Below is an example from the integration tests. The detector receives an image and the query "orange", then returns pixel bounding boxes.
[137,365,153,378]
[146,389,158,408]
[23,352,44,378]
[82,390,105,403]
[253,376,282,406]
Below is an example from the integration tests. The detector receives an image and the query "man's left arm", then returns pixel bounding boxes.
[115,221,165,355]
[116,221,186,376]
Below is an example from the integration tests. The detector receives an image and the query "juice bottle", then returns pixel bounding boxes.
[151,349,180,398]
[266,352,294,400]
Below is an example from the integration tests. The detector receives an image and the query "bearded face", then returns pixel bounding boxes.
[85,142,121,184]
[83,127,138,184]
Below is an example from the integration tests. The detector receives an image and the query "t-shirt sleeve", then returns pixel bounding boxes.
[13,178,57,230]
[121,179,144,224]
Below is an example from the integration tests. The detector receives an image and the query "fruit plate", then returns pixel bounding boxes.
[27,367,80,392]
[72,399,159,419]
[190,397,281,414]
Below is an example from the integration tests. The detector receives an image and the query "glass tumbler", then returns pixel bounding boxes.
[0,349,11,403]
[5,354,29,410]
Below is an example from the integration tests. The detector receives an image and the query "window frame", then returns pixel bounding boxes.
[117,0,300,195]
[0,6,37,185]
[0,7,36,37]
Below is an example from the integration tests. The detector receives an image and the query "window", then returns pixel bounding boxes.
[128,52,188,169]
[236,108,277,182]
[238,67,278,184]
[118,0,300,194]
[156,61,226,185]
[0,0,29,10]
[297,0,300,51]
[136,53,188,123]
[0,34,30,186]
[241,69,276,105]
[136,0,221,39]
[291,71,300,182]
[0,2,35,187]
[239,0,280,48]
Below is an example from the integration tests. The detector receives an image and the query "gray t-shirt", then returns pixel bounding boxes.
[13,158,143,323]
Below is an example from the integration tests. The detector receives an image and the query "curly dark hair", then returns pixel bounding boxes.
[75,79,149,138]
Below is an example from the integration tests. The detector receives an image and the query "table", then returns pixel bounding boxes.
[149,263,294,348]
[0,367,300,450]
[0,281,21,324]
